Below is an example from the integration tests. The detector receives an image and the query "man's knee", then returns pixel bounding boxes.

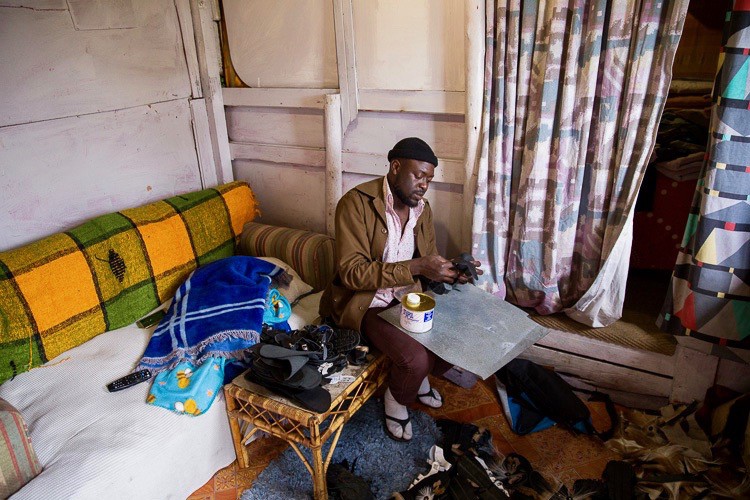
[393,346,430,376]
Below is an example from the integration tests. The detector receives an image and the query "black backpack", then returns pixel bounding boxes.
[495,359,616,439]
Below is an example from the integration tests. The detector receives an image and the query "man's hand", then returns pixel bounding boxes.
[409,255,458,283]
[451,253,483,284]
[455,260,483,284]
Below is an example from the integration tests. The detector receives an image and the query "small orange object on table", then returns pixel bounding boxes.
[224,352,389,500]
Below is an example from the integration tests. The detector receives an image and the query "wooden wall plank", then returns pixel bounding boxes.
[228,142,464,186]
[175,0,203,98]
[520,344,673,397]
[358,90,465,115]
[190,0,233,183]
[324,94,343,236]
[225,105,467,255]
[0,100,202,252]
[344,111,466,160]
[671,345,719,403]
[232,160,327,234]
[344,152,464,185]
[230,143,326,167]
[225,107,325,148]
[225,109,465,161]
[463,0,483,251]
[537,329,676,377]
[190,98,218,186]
[0,1,191,127]
[0,1,65,8]
[223,88,337,109]
[333,0,359,130]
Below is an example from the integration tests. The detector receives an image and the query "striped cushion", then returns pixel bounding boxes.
[0,181,259,384]
[239,222,334,292]
[0,399,41,498]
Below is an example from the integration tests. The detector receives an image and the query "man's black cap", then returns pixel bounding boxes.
[387,137,438,167]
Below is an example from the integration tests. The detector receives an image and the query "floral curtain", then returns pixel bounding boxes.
[471,0,688,326]
[659,3,750,349]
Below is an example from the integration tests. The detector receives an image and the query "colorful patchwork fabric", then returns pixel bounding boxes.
[0,181,258,384]
[147,358,226,416]
[659,5,750,347]
[0,398,41,497]
[239,222,335,292]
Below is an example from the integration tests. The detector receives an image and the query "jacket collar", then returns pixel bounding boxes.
[355,177,387,224]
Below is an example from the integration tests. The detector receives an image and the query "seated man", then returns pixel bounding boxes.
[320,137,480,441]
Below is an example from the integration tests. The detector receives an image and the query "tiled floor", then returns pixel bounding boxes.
[187,375,620,499]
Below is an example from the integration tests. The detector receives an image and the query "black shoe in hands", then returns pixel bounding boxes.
[426,253,479,295]
[451,253,479,281]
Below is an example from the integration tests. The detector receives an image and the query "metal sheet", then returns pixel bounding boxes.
[378,283,549,379]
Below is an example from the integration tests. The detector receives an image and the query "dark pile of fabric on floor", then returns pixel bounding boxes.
[390,420,636,500]
[605,385,749,499]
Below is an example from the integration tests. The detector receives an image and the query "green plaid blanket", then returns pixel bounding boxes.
[0,181,258,384]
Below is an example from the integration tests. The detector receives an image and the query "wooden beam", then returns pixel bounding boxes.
[209,0,221,21]
[175,0,202,98]
[343,151,464,186]
[190,98,218,186]
[229,143,326,167]
[332,0,359,132]
[358,90,465,115]
[222,88,338,109]
[189,0,233,184]
[324,94,343,237]
[463,0,484,251]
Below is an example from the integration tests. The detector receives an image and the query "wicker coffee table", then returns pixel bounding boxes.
[224,353,389,499]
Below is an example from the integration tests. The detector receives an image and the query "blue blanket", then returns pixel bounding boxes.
[137,256,284,374]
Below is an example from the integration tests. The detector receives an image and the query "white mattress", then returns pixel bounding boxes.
[0,291,323,500]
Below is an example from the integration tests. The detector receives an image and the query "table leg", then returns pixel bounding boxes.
[311,444,327,500]
[224,389,250,468]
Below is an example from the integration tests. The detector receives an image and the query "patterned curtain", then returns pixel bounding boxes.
[659,3,750,349]
[471,0,688,326]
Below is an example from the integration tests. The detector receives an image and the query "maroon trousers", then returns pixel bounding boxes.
[361,306,451,405]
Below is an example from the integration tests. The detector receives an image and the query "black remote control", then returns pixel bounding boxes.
[107,369,152,392]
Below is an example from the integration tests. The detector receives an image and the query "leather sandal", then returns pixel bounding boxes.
[384,413,412,442]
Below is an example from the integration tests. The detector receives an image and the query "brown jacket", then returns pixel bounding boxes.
[319,177,439,331]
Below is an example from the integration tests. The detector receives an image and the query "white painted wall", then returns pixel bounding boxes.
[0,0,226,252]
[223,0,338,88]
[223,0,467,257]
[353,0,465,91]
